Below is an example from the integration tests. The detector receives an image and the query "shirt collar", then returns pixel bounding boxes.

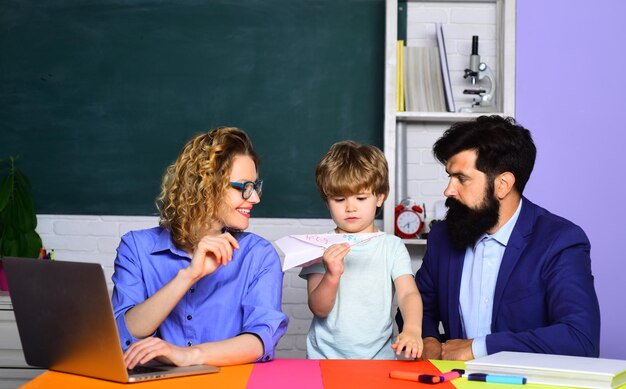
[487,198,523,246]
[153,227,190,259]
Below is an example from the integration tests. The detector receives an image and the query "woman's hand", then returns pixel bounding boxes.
[123,337,199,368]
[186,232,240,280]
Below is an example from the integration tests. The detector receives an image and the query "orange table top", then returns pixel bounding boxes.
[21,359,455,389]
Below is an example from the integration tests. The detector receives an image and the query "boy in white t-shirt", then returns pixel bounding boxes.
[299,141,423,359]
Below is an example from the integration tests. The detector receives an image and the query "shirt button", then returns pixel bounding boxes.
[187,315,192,320]
[187,341,192,347]
[264,356,270,361]
[125,340,131,346]
[190,288,195,294]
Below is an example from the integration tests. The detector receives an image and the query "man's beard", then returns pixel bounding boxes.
[444,183,500,250]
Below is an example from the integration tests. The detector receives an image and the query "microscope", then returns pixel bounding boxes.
[458,36,497,113]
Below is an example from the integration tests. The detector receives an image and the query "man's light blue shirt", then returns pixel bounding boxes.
[459,199,522,358]
[111,227,288,362]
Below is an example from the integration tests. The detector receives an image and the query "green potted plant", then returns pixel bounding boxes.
[0,156,43,290]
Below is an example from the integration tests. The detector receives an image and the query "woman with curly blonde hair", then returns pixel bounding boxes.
[112,127,288,368]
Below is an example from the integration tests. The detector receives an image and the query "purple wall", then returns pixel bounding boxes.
[517,0,626,358]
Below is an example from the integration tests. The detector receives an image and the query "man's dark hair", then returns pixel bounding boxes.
[433,115,536,194]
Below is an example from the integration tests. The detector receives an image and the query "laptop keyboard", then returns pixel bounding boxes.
[129,365,165,375]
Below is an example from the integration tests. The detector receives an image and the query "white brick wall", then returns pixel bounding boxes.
[405,122,450,216]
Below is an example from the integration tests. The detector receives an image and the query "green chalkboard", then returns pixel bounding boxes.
[0,0,384,218]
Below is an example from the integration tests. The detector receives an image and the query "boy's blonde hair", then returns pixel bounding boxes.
[315,140,389,203]
[157,127,259,252]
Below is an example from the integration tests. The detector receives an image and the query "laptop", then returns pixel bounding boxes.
[2,257,219,383]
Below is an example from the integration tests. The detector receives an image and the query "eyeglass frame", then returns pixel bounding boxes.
[229,179,263,199]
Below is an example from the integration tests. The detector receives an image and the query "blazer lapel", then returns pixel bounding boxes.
[447,244,466,338]
[492,198,535,323]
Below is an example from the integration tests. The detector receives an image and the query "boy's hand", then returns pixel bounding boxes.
[391,329,423,359]
[322,243,350,278]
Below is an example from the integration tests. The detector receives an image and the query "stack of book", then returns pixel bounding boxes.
[398,24,454,113]
[404,46,445,112]
[465,351,626,389]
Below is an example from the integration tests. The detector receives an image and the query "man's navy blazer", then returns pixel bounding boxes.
[415,197,600,357]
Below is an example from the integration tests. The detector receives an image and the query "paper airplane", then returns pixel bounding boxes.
[275,232,384,272]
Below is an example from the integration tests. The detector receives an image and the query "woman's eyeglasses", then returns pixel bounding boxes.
[229,179,263,200]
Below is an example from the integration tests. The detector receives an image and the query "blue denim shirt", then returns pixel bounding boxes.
[111,227,288,362]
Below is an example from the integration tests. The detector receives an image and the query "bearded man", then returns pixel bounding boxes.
[398,115,600,360]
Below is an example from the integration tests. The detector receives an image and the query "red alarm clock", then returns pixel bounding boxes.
[394,203,424,239]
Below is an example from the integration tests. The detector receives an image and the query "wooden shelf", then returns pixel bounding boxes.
[395,111,508,122]
[402,238,427,246]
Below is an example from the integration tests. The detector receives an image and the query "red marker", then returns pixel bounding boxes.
[389,370,440,384]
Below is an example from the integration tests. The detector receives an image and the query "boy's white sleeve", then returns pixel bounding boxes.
[390,238,414,280]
